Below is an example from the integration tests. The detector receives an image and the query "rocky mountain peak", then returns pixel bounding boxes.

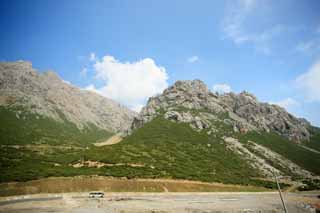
[165,79,210,95]
[42,71,61,81]
[239,90,258,101]
[133,80,313,142]
[3,60,33,69]
[0,61,136,134]
[0,61,35,76]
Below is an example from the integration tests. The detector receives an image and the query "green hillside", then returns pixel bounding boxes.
[0,114,281,188]
[238,131,320,175]
[86,116,261,184]
[0,106,112,146]
[1,106,319,190]
[305,126,320,152]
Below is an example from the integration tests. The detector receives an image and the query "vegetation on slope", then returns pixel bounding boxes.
[238,131,320,175]
[305,126,320,152]
[1,105,310,190]
[1,116,286,189]
[0,106,112,146]
[87,117,261,184]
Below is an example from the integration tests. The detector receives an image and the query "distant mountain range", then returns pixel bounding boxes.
[0,61,319,190]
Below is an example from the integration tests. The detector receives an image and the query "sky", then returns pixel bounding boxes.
[1,0,320,125]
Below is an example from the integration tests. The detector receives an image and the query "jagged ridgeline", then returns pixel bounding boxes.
[0,61,136,146]
[0,61,320,190]
[131,80,320,180]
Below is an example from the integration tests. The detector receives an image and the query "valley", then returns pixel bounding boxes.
[0,62,320,193]
[2,1,320,212]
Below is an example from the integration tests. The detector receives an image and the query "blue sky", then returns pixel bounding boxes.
[1,0,320,125]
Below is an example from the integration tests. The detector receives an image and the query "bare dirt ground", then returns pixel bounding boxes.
[0,192,319,213]
[94,135,122,147]
[0,177,269,197]
[70,161,145,169]
[1,177,319,212]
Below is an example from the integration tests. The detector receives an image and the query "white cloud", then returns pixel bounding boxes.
[212,83,232,94]
[131,104,144,113]
[83,84,102,95]
[62,80,71,85]
[296,41,314,53]
[80,67,87,77]
[316,25,320,34]
[222,0,259,45]
[296,61,320,102]
[221,0,285,54]
[271,98,300,109]
[90,52,96,61]
[187,56,199,63]
[241,0,256,10]
[296,39,320,55]
[86,55,168,110]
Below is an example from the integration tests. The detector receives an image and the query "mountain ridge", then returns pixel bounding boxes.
[0,61,136,134]
[127,80,320,183]
[133,79,313,142]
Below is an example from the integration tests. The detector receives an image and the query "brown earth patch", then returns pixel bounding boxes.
[0,176,270,197]
[94,135,122,147]
[70,161,145,168]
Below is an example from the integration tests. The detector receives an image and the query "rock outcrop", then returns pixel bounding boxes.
[133,79,312,142]
[0,61,136,134]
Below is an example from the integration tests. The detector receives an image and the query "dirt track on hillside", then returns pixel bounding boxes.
[94,135,122,146]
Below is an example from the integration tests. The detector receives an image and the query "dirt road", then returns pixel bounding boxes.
[0,192,319,213]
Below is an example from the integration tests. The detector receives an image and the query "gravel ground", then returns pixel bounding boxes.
[0,192,319,213]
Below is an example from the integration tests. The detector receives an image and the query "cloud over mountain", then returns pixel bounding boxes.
[296,60,320,102]
[85,55,168,111]
[212,83,232,94]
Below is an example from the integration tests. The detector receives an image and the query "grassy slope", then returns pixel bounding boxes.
[0,106,308,190]
[0,106,112,146]
[238,131,320,175]
[85,117,261,184]
[305,127,320,152]
[2,115,280,188]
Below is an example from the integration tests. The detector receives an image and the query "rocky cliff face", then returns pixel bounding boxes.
[0,61,136,134]
[133,79,312,142]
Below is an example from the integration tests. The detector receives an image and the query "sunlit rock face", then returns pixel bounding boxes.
[0,61,136,134]
[132,79,311,142]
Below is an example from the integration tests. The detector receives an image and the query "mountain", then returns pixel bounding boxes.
[1,64,319,190]
[133,80,311,142]
[129,80,320,178]
[0,61,136,146]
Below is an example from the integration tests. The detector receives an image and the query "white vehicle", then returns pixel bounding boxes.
[89,192,104,198]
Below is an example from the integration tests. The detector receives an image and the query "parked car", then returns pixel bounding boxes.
[89,192,104,198]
